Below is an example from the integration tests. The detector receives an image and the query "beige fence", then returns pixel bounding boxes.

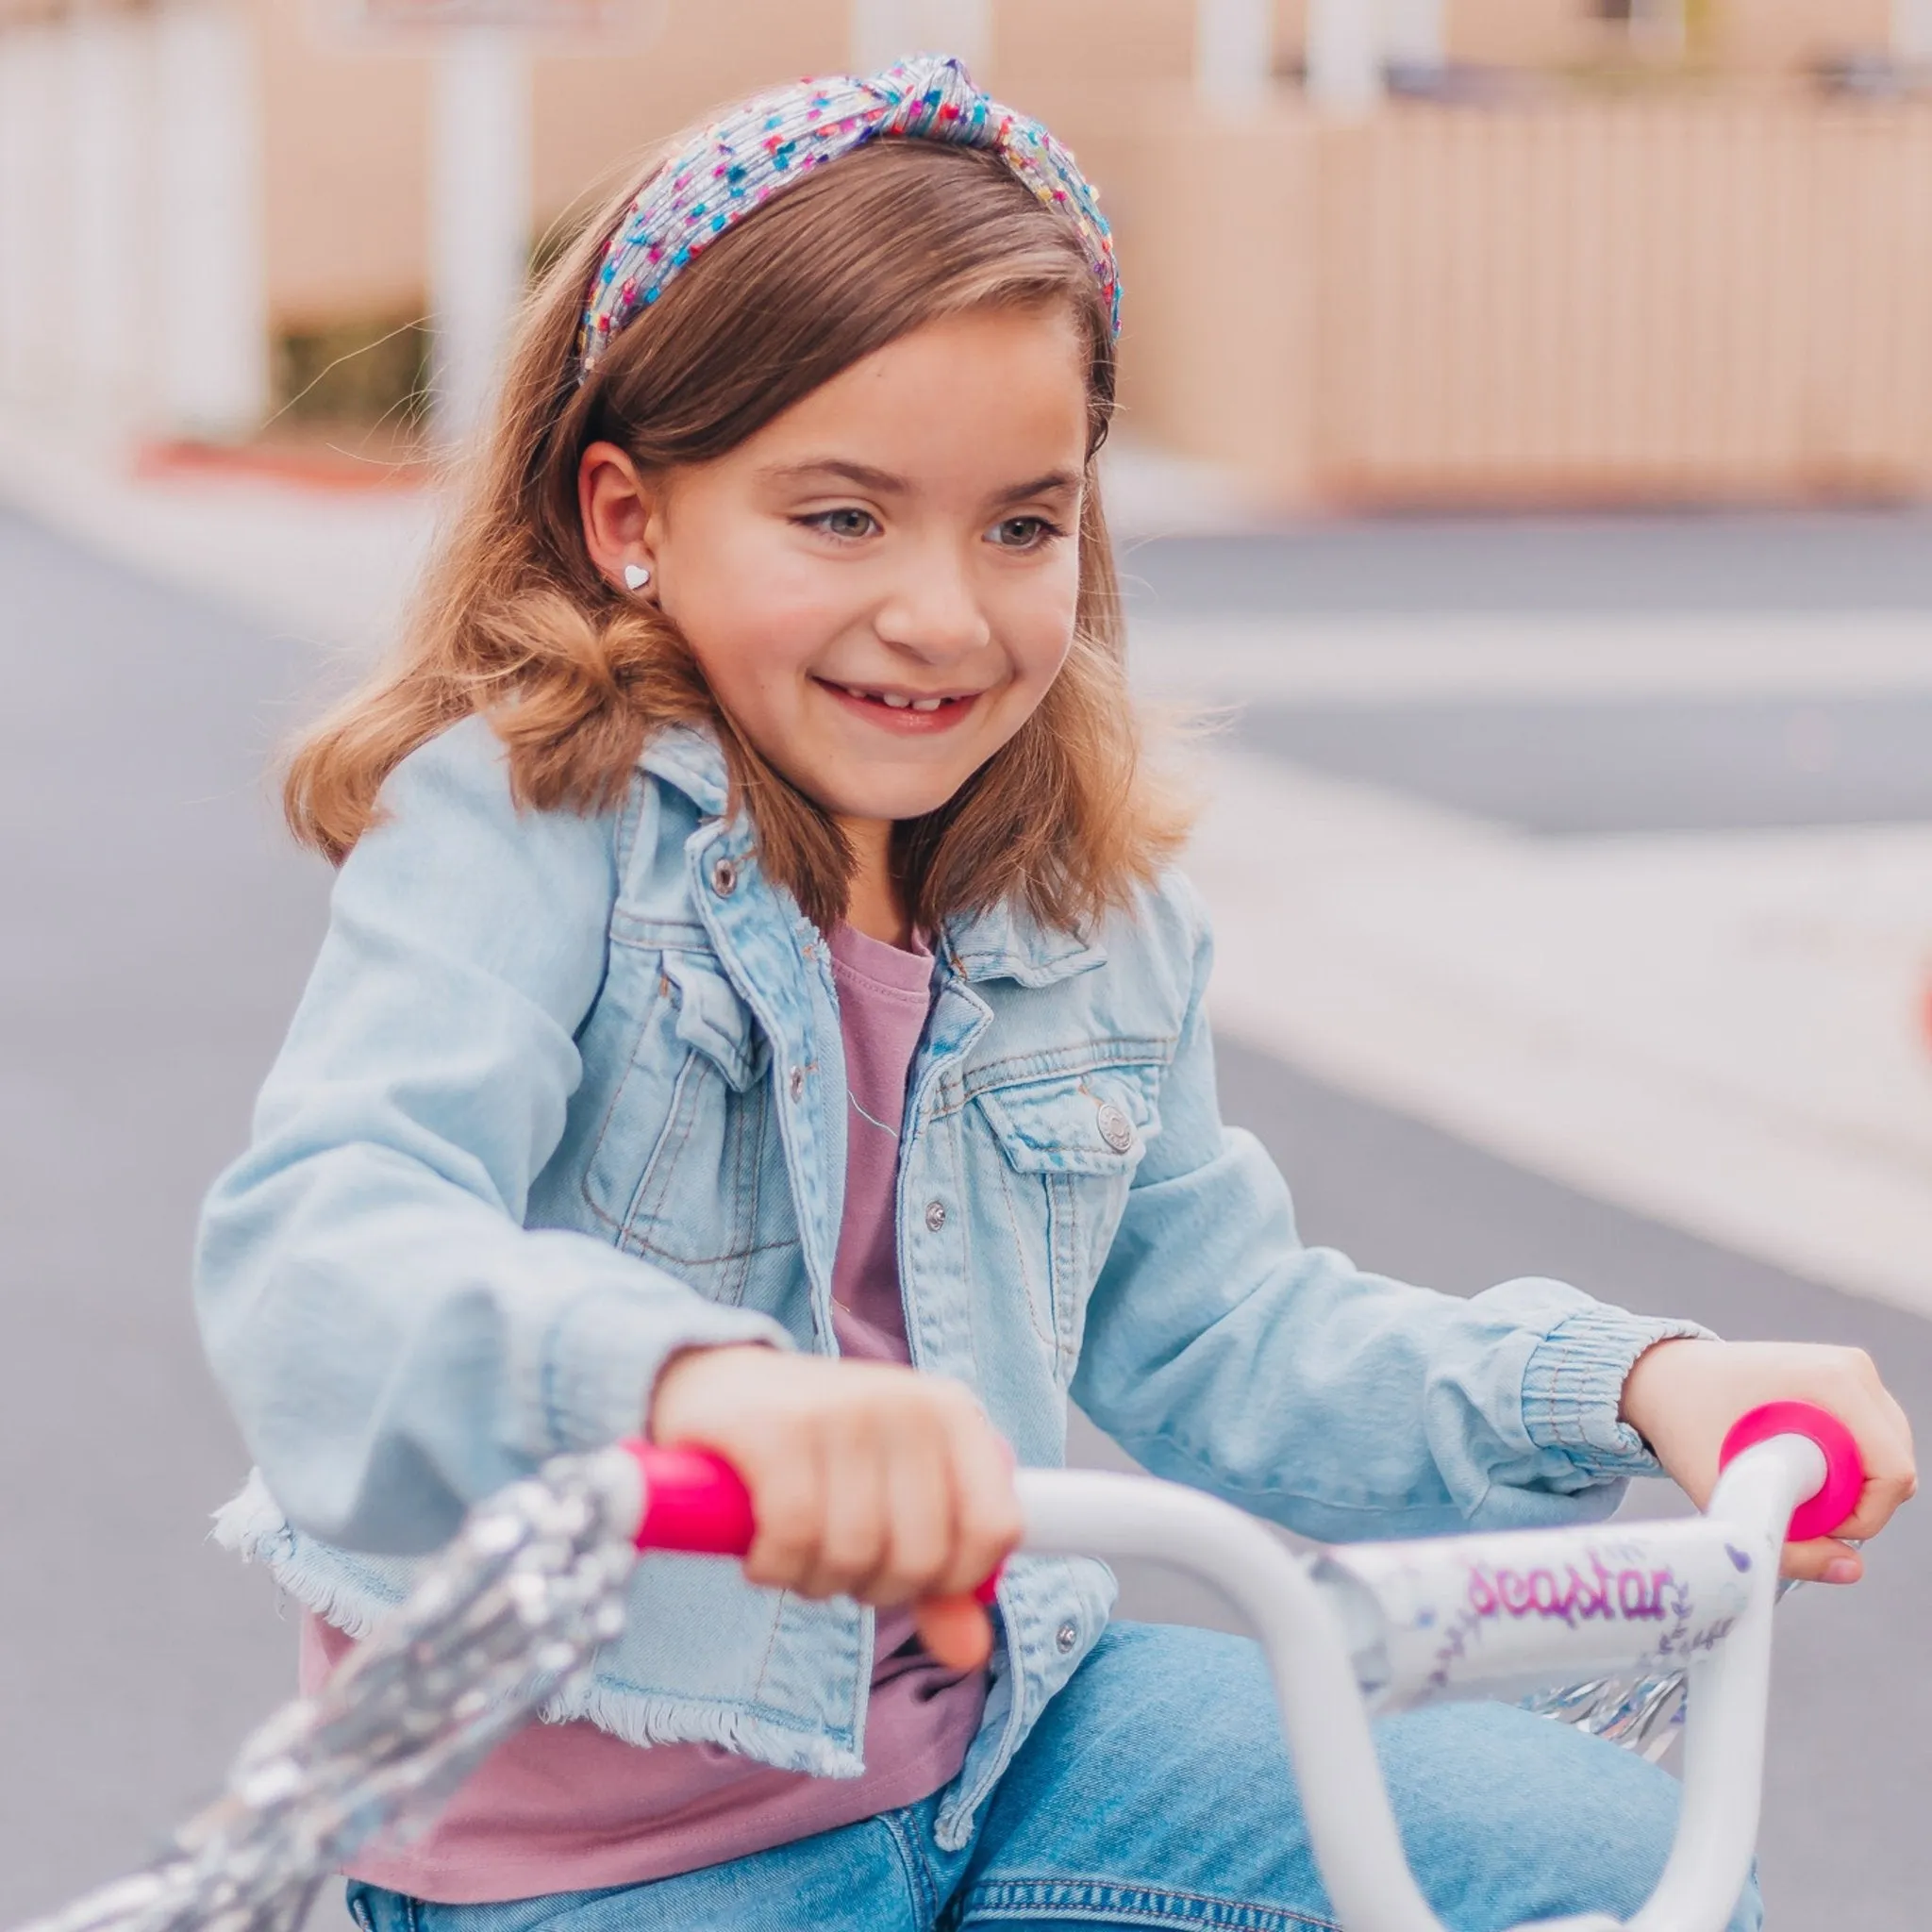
[1122,97,1932,508]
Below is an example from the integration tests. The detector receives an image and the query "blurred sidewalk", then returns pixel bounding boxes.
[1136,623,1932,1320]
[0,405,443,648]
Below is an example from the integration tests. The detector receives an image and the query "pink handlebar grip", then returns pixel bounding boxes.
[1718,1400,1866,1542]
[622,1442,757,1556]
[619,1440,1004,1602]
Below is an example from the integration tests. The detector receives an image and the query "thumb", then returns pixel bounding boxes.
[913,1594,993,1671]
[1781,1535,1864,1585]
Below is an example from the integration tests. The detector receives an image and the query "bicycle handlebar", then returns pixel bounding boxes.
[618,1440,1004,1603]
[623,1396,1864,1571]
[619,1404,1865,1932]
[17,1404,1862,1932]
[1716,1399,1865,1541]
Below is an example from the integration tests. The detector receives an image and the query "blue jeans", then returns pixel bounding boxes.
[347,1624,1763,1932]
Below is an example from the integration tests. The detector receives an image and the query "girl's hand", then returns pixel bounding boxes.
[647,1345,1021,1670]
[1620,1338,1917,1583]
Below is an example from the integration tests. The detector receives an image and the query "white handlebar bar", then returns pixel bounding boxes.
[1011,1434,1824,1932]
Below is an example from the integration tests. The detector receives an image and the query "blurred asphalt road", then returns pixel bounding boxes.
[1121,510,1932,615]
[2,508,1926,1927]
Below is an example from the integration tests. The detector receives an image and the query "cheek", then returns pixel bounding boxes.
[998,558,1083,691]
[668,529,841,699]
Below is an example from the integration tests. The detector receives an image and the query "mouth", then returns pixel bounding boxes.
[814,678,985,732]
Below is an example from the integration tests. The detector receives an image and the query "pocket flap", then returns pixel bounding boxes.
[974,1071,1157,1176]
[662,953,764,1093]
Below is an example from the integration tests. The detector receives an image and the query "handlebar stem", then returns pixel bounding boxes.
[1018,1469,1452,1932]
[1624,1436,1824,1932]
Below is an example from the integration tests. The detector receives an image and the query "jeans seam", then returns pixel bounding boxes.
[879,1807,943,1930]
[958,1877,1340,1932]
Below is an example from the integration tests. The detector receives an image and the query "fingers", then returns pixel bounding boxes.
[1780,1536,1864,1585]
[798,1417,891,1602]
[929,1382,1023,1601]
[718,1360,1018,1628]
[741,1432,829,1595]
[1830,1377,1917,1543]
[914,1595,994,1672]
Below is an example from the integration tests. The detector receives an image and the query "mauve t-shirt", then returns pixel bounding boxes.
[301,923,989,1903]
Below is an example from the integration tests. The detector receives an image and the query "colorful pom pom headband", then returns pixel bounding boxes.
[575,54,1120,381]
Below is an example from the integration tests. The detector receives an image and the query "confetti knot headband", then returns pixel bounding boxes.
[576,53,1119,380]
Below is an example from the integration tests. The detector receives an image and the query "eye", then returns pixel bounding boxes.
[988,515,1063,552]
[802,508,879,541]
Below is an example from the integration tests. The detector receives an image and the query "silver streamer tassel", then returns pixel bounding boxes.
[1520,1577,1802,1760]
[17,1448,643,1932]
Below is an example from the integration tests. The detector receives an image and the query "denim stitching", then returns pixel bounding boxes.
[577,956,679,1233]
[958,1878,1339,1932]
[618,1050,705,1248]
[924,1039,1176,1118]
[878,1807,942,1928]
[990,1157,1056,1348]
[1047,1172,1082,1382]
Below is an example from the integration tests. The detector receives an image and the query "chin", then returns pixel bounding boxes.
[807,766,968,819]
[843,789,969,824]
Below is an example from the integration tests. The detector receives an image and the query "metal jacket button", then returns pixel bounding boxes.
[924,1200,946,1232]
[788,1066,805,1102]
[1056,1620,1080,1655]
[710,857,739,897]
[1095,1100,1135,1155]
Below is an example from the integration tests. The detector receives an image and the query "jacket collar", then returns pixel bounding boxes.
[941,900,1107,988]
[638,724,1107,988]
[640,724,731,819]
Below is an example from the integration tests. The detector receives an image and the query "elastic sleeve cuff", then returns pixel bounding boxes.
[1521,1306,1717,1475]
[537,1277,791,1455]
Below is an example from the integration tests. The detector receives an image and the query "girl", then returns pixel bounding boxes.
[198,55,1912,1932]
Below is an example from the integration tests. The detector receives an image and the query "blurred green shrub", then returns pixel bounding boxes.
[272,316,431,431]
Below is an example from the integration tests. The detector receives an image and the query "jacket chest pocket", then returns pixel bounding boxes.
[969,1065,1160,1384]
[580,948,797,1303]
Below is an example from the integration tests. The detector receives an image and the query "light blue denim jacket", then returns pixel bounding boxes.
[197,716,1703,1852]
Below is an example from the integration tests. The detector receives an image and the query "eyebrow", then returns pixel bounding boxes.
[760,458,907,494]
[760,459,1083,505]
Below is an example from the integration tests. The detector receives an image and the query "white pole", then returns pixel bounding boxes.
[70,8,146,423]
[1306,0,1382,114]
[1381,0,1444,74]
[429,26,530,450]
[849,0,991,75]
[1195,0,1273,112]
[154,0,268,440]
[0,25,58,406]
[1895,0,1932,62]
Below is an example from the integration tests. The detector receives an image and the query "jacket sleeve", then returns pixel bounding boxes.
[1069,890,1709,1542]
[194,718,789,1557]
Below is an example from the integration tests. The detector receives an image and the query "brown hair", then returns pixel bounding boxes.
[285,136,1190,934]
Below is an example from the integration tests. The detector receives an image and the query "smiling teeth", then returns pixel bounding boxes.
[844,686,949,711]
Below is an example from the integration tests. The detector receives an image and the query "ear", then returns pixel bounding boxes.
[578,440,664,591]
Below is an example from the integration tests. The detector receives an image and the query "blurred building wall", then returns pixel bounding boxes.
[528,1,850,240]
[3,0,1930,505]
[260,0,430,327]
[1122,95,1932,507]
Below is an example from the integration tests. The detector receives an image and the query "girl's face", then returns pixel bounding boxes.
[580,306,1090,837]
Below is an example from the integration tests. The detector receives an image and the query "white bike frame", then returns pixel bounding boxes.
[1009,1436,1823,1932]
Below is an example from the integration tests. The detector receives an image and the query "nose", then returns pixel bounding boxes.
[873,538,992,666]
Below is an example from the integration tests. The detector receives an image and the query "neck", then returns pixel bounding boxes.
[838,817,911,948]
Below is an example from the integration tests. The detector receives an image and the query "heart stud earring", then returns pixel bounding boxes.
[623,562,652,591]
